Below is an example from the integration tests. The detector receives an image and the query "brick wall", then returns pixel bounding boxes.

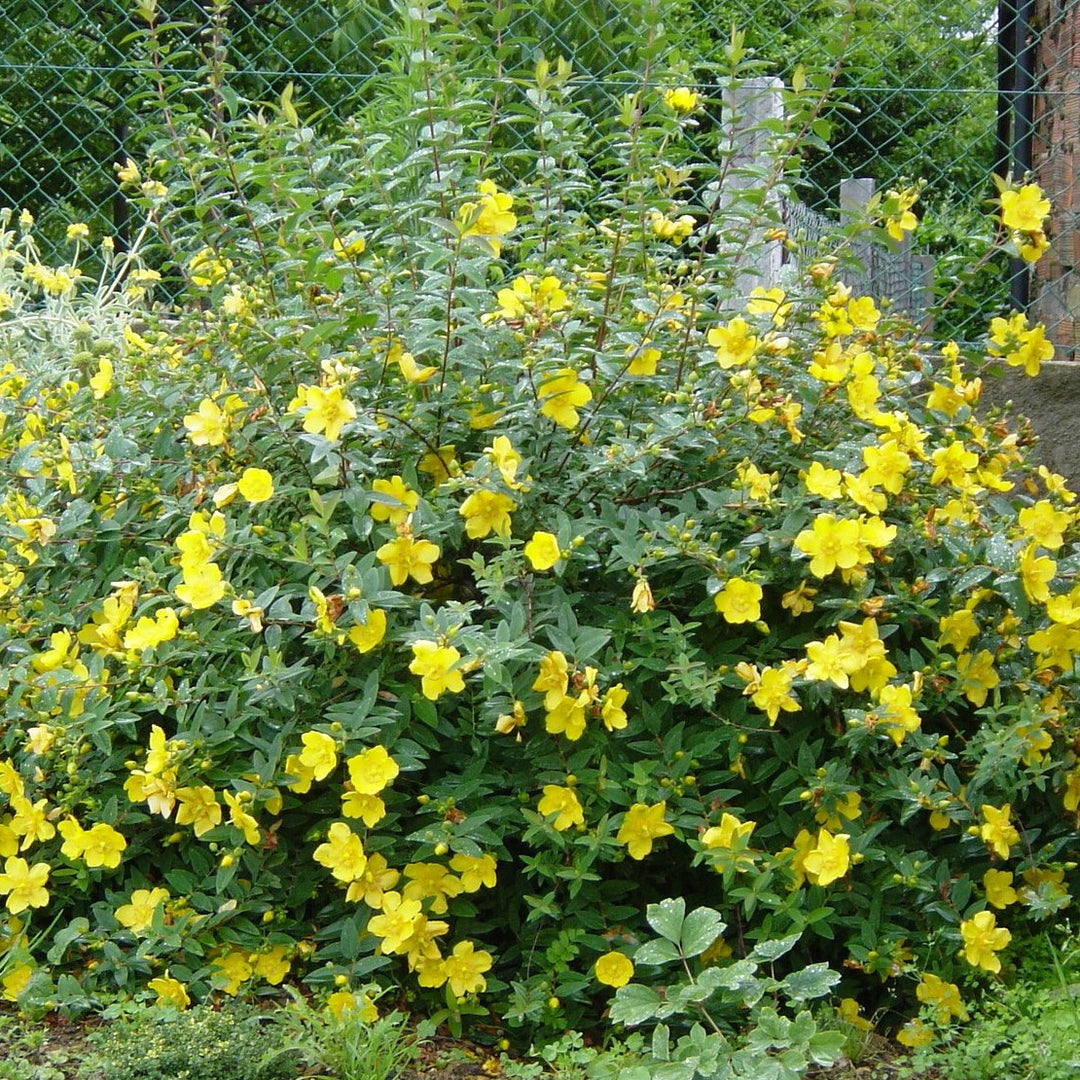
[1033,0,1080,356]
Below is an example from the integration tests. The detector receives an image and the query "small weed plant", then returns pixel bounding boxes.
[80,1001,296,1080]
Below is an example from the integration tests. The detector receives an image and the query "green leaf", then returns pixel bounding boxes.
[779,962,840,1002]
[751,933,800,962]
[680,906,726,958]
[609,983,663,1027]
[646,897,686,944]
[633,939,682,966]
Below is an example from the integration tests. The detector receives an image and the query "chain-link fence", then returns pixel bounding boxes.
[2,0,1076,348]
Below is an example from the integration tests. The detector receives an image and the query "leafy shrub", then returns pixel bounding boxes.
[80,1002,296,1080]
[900,928,1080,1078]
[0,0,1075,1055]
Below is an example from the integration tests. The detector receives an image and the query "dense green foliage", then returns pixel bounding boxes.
[0,5,1074,1073]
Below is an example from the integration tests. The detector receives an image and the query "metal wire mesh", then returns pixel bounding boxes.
[2,0,1076,347]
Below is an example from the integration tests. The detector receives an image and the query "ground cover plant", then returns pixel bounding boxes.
[0,0,1076,1073]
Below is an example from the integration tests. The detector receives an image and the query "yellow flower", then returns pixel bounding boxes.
[148,971,190,1009]
[837,998,872,1031]
[882,186,919,242]
[794,514,864,578]
[175,562,226,610]
[713,578,763,624]
[299,730,338,781]
[346,746,400,795]
[896,1019,933,1048]
[736,460,778,501]
[402,862,464,915]
[983,869,1017,909]
[537,785,584,831]
[443,940,492,997]
[485,435,522,488]
[284,753,316,794]
[748,665,801,725]
[237,467,274,503]
[803,828,850,887]
[1019,500,1072,550]
[171,786,221,838]
[493,275,568,323]
[394,347,438,384]
[804,634,856,689]
[10,796,56,848]
[341,792,386,827]
[211,950,253,995]
[988,311,1054,377]
[601,684,629,731]
[495,700,527,737]
[366,892,426,954]
[874,683,921,746]
[89,358,113,399]
[930,441,980,490]
[616,802,674,860]
[1000,182,1050,233]
[115,158,141,184]
[746,286,790,325]
[524,531,560,571]
[663,86,702,113]
[938,608,979,653]
[2,963,35,1003]
[344,851,400,908]
[376,534,440,586]
[188,247,229,287]
[450,853,497,892]
[300,384,357,442]
[123,607,180,653]
[532,651,569,710]
[916,972,968,1024]
[252,945,291,985]
[224,791,260,846]
[327,990,378,1022]
[409,641,466,700]
[595,951,635,987]
[626,343,661,376]
[959,910,1011,972]
[538,368,592,429]
[0,857,50,914]
[348,609,387,653]
[955,649,1000,707]
[803,462,842,498]
[314,822,368,883]
[332,233,366,258]
[707,317,758,369]
[862,443,910,495]
[369,476,419,525]
[183,399,228,447]
[76,823,127,869]
[701,812,757,873]
[1019,542,1056,603]
[458,179,516,255]
[650,211,696,242]
[979,803,1019,859]
[781,582,817,616]
[115,887,170,934]
[459,489,516,539]
[631,577,655,613]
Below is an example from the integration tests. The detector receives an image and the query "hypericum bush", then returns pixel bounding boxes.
[0,0,1075,1054]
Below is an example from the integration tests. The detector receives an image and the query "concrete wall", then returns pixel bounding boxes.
[980,360,1080,487]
